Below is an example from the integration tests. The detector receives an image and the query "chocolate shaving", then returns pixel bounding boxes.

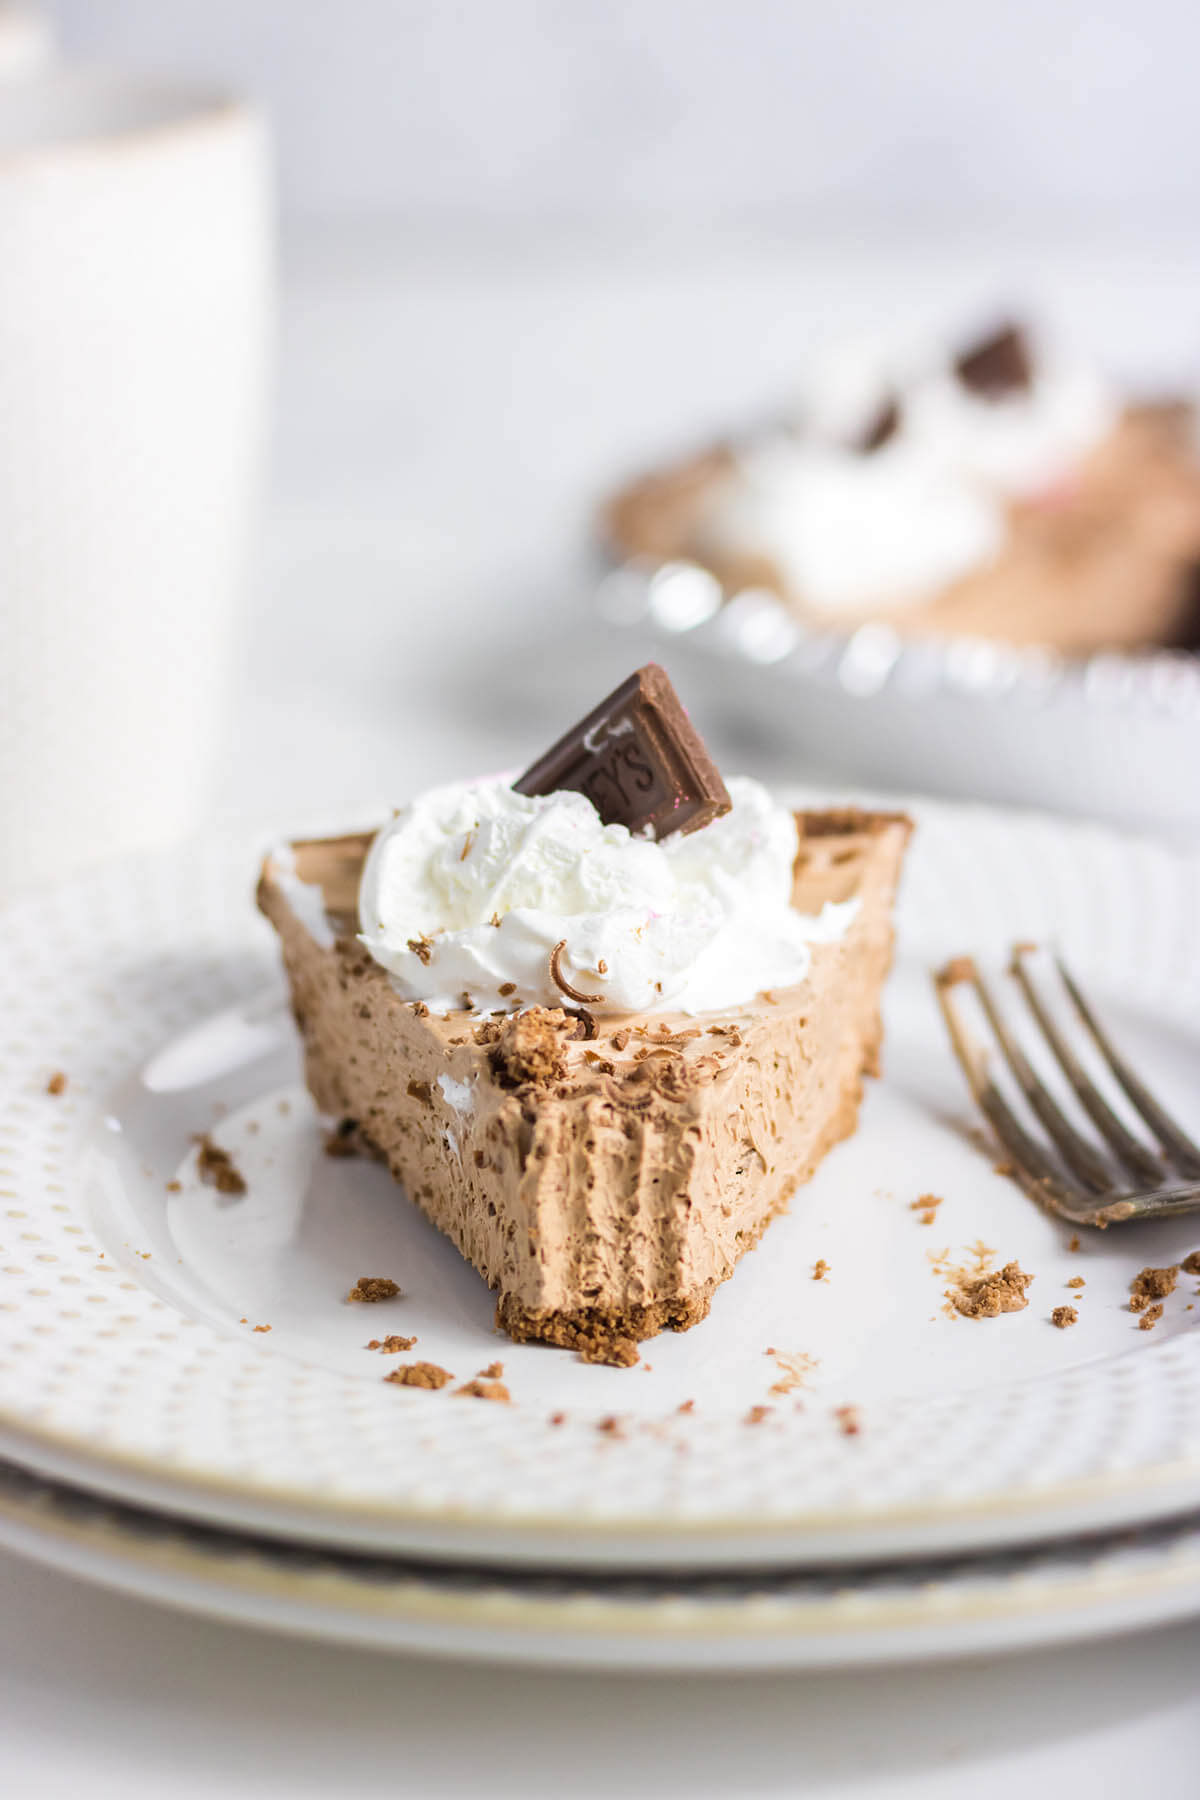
[513,664,731,841]
[548,941,603,1006]
[564,1005,598,1040]
[954,323,1033,399]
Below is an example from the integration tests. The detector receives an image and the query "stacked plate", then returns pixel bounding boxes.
[2,799,1200,1669]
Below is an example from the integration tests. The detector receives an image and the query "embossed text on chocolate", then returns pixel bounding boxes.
[514,664,731,840]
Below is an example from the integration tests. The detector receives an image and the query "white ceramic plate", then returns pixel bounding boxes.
[1,802,1199,1570]
[4,1457,1200,1671]
[595,561,1200,833]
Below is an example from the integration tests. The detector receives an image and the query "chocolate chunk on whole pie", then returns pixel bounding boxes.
[953,322,1033,398]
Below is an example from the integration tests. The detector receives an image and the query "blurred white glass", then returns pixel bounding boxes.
[0,69,272,891]
[0,4,53,84]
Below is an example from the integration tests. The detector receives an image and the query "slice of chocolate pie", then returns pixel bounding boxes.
[258,669,911,1363]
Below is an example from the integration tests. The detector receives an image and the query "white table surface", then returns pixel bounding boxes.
[7,225,1200,1795]
[4,1544,1200,1800]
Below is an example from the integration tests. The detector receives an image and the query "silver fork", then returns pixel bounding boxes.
[934,944,1200,1227]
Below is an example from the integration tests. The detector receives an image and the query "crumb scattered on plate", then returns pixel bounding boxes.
[194,1135,247,1196]
[1129,1266,1177,1312]
[455,1379,511,1403]
[367,1334,418,1353]
[45,1071,67,1097]
[948,1260,1033,1319]
[383,1362,453,1389]
[347,1275,402,1303]
[767,1349,820,1396]
[1051,1305,1078,1329]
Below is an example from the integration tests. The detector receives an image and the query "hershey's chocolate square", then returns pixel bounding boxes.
[513,664,731,840]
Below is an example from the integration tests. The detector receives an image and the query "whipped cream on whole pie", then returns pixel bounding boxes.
[900,349,1115,498]
[703,330,1118,616]
[358,774,858,1016]
[705,435,1005,615]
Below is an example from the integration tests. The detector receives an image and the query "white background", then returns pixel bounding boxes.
[49,0,1200,233]
[7,6,1200,1796]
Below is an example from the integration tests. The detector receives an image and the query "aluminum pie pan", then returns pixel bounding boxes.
[593,556,1200,835]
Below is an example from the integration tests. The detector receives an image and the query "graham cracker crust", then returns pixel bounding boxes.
[797,807,914,839]
[495,1292,714,1368]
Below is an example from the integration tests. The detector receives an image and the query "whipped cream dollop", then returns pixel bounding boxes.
[357,775,857,1017]
[903,354,1116,499]
[705,328,1118,616]
[707,434,1004,615]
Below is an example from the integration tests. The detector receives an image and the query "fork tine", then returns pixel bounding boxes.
[1009,948,1164,1186]
[1055,957,1200,1180]
[969,967,1120,1194]
[933,967,1100,1222]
